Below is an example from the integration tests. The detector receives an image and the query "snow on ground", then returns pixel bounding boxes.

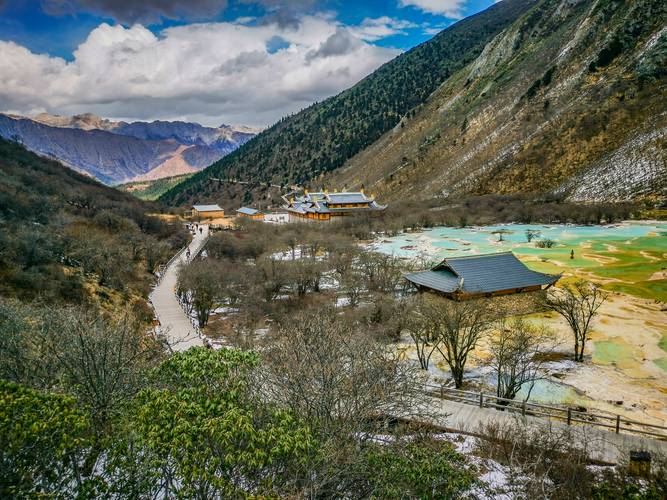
[335,296,351,308]
[213,306,240,315]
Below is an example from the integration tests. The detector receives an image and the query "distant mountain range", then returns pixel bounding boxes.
[161,0,666,206]
[0,113,259,185]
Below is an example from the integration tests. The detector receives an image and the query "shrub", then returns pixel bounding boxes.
[535,238,556,248]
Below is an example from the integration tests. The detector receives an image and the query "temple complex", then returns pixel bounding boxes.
[283,190,386,221]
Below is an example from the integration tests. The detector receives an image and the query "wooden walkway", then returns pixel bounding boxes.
[427,396,667,465]
[150,225,209,352]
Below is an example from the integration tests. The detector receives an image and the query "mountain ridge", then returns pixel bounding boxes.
[327,0,666,203]
[160,0,666,206]
[0,113,259,185]
[160,0,537,205]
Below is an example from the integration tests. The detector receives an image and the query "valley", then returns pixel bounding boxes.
[118,174,194,200]
[2,0,667,497]
[161,0,666,207]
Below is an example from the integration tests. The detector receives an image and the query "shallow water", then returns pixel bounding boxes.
[372,222,667,260]
[477,373,585,405]
[381,222,667,416]
[516,378,584,405]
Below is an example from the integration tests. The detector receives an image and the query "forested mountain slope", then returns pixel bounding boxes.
[328,0,667,202]
[0,137,186,306]
[160,0,537,205]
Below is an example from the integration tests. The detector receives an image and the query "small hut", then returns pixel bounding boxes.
[236,207,264,221]
[192,204,225,219]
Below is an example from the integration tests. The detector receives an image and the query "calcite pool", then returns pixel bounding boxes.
[376,222,667,421]
[372,221,667,301]
[371,222,667,259]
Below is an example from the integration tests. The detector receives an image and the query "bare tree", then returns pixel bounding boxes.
[285,258,325,296]
[328,240,360,278]
[421,296,491,388]
[474,420,594,499]
[339,269,365,307]
[404,300,440,370]
[41,307,162,430]
[255,256,289,302]
[144,238,173,273]
[260,309,426,437]
[177,259,223,327]
[546,281,607,362]
[357,252,404,294]
[486,318,553,402]
[525,229,540,243]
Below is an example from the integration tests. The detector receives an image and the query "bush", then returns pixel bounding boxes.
[535,238,556,248]
[0,381,92,497]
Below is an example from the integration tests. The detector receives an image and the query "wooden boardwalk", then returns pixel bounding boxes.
[428,397,667,465]
[150,225,209,352]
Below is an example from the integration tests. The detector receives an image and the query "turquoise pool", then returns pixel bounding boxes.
[371,222,667,260]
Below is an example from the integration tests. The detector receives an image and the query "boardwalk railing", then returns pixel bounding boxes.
[171,232,210,338]
[426,385,667,441]
[155,246,187,285]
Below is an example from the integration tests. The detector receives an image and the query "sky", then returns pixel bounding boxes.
[0,0,500,127]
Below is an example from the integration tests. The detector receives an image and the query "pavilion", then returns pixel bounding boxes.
[405,252,560,300]
[192,204,225,219]
[236,207,264,220]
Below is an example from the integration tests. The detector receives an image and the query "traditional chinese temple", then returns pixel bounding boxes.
[283,190,387,221]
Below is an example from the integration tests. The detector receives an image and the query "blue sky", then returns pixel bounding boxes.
[0,0,500,126]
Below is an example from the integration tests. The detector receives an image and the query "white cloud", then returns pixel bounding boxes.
[422,27,442,35]
[399,0,466,18]
[350,16,418,42]
[0,16,402,127]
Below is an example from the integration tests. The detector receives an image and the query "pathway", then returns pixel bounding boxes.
[150,225,209,352]
[426,398,667,465]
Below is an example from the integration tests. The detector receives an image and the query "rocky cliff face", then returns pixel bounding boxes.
[0,113,258,184]
[328,0,666,203]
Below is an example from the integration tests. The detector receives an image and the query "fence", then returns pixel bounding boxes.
[172,232,210,338]
[152,230,210,340]
[154,245,188,285]
[425,385,667,441]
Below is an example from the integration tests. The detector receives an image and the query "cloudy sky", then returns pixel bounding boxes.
[0,0,499,127]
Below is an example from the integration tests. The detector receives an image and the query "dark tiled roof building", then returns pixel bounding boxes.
[405,252,560,299]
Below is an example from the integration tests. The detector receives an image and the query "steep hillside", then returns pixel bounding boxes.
[119,174,193,201]
[160,0,537,205]
[328,0,667,202]
[0,114,257,184]
[0,137,186,305]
